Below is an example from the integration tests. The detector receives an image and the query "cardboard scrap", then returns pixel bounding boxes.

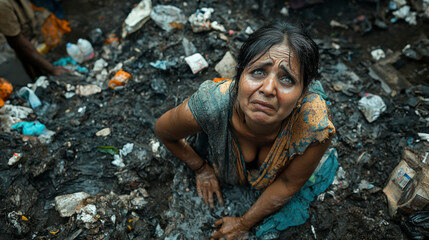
[383,148,429,218]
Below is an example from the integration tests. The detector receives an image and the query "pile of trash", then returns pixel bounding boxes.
[1,0,428,239]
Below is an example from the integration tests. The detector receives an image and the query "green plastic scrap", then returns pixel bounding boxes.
[97,146,119,155]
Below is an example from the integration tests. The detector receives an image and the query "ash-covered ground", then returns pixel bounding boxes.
[1,0,429,239]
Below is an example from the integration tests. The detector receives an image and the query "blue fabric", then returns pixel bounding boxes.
[256,148,339,237]
[12,121,46,136]
[53,57,88,73]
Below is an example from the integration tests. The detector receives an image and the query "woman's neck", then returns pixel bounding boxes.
[244,115,282,138]
[233,103,283,139]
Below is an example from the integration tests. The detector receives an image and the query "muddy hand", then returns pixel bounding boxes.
[195,165,224,208]
[210,217,250,240]
[50,66,72,76]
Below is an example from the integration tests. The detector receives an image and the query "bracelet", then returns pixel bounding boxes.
[193,161,207,174]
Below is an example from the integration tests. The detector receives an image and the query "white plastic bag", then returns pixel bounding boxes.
[150,5,186,32]
[358,94,386,123]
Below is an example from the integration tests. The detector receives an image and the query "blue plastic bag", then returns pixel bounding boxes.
[12,121,46,136]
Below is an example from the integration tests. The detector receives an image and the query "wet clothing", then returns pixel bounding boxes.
[0,0,36,38]
[188,80,335,191]
[0,0,49,42]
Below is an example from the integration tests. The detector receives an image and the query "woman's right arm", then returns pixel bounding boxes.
[155,99,224,207]
[155,98,205,171]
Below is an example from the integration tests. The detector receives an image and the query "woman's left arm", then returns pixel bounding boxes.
[211,137,333,239]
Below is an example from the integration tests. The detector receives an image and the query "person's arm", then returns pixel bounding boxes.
[211,137,332,239]
[6,33,68,76]
[155,99,224,207]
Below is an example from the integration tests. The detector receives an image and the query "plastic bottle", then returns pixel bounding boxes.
[66,43,84,63]
[77,38,94,61]
[17,87,42,109]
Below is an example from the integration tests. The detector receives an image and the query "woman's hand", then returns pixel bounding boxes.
[196,165,224,208]
[210,217,250,240]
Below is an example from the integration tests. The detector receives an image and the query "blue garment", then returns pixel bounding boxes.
[12,121,46,136]
[256,148,339,237]
[53,57,88,73]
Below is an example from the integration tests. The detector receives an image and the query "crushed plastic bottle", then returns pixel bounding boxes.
[17,87,42,109]
[77,38,95,61]
[66,43,84,63]
[66,39,94,63]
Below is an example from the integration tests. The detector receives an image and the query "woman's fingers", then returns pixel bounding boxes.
[211,229,223,239]
[196,183,203,198]
[208,190,215,208]
[203,188,209,205]
[215,190,224,206]
[214,218,224,227]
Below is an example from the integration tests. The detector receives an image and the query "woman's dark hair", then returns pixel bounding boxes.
[230,21,319,101]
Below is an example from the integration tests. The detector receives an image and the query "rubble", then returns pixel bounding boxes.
[122,0,152,38]
[55,192,91,217]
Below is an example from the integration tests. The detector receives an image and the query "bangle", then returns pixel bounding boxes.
[193,161,207,173]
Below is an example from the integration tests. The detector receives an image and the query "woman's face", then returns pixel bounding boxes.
[237,43,304,126]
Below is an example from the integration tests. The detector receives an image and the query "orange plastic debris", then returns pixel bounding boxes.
[50,230,59,235]
[0,77,13,108]
[104,33,120,45]
[127,225,132,231]
[41,14,71,49]
[213,78,232,83]
[31,4,71,50]
[21,216,28,221]
[108,70,132,89]
[128,219,134,223]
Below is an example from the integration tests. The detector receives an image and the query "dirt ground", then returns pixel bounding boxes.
[1,0,429,239]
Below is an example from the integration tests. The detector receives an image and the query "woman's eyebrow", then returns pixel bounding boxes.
[250,61,272,69]
[280,65,298,79]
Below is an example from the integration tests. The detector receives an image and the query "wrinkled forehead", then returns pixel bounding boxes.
[250,43,301,76]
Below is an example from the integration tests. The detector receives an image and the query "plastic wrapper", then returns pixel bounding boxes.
[150,5,186,32]
[358,93,386,123]
[188,8,214,32]
[185,53,208,74]
[108,70,132,89]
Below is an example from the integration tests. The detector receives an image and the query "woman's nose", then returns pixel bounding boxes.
[259,74,277,97]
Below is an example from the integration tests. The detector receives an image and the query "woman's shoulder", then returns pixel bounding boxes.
[196,79,232,96]
[187,80,233,131]
[189,80,232,109]
[290,91,335,148]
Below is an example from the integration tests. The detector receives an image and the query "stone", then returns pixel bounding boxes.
[215,51,237,79]
[55,192,90,217]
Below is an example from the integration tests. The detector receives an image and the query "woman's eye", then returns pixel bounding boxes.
[251,69,265,77]
[279,75,295,85]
